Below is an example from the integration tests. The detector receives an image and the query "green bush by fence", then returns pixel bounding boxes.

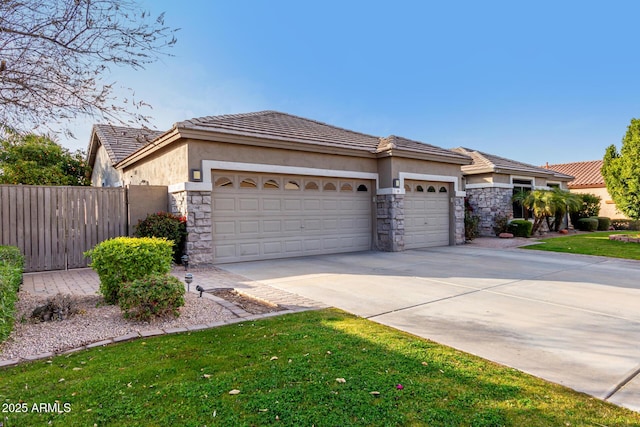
[0,246,24,343]
[85,237,173,304]
[134,212,187,264]
[508,220,533,237]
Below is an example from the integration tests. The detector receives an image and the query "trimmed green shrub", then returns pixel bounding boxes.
[576,217,598,231]
[569,193,601,229]
[118,274,185,321]
[507,220,532,237]
[596,216,611,231]
[0,246,24,343]
[134,212,187,264]
[611,219,640,231]
[85,237,173,304]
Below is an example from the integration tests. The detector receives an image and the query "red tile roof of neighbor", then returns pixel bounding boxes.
[544,160,605,188]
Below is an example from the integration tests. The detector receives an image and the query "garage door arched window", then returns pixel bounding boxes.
[341,183,353,192]
[323,182,336,191]
[285,180,300,190]
[215,177,233,188]
[427,186,436,193]
[357,184,368,192]
[240,178,257,188]
[416,185,424,192]
[305,181,319,190]
[264,179,279,189]
[439,186,447,193]
[404,183,412,192]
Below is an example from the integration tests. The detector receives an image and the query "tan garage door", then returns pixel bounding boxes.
[404,180,451,249]
[211,172,372,263]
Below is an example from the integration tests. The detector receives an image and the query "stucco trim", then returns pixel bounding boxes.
[465,183,513,190]
[399,172,466,197]
[201,160,379,188]
[168,182,213,193]
[377,187,404,195]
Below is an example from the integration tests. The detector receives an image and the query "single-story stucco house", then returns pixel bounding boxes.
[87,111,474,264]
[544,160,628,220]
[451,147,574,236]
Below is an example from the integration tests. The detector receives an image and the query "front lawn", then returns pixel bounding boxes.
[1,309,638,426]
[524,231,640,260]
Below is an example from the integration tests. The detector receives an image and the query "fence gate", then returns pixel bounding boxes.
[0,185,127,272]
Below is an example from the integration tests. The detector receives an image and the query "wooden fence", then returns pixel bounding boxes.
[0,185,128,272]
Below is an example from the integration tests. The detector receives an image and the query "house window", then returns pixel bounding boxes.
[512,179,533,219]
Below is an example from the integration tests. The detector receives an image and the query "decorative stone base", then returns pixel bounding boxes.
[465,187,513,237]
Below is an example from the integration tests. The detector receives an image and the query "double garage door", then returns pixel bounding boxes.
[212,172,373,263]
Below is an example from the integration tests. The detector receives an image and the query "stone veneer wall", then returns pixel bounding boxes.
[169,190,213,264]
[376,194,405,251]
[465,187,513,237]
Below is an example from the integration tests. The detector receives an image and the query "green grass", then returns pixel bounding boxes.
[1,309,639,426]
[524,231,640,260]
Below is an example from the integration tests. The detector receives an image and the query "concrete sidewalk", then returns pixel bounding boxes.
[221,245,640,413]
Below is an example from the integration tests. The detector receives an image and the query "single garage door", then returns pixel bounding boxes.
[211,172,373,263]
[404,180,451,249]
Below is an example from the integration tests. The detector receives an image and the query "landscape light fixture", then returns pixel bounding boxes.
[185,273,193,293]
[196,285,204,298]
[181,254,189,271]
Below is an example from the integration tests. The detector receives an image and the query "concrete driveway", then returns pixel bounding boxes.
[221,245,640,412]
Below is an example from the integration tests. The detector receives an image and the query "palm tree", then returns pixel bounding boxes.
[512,188,581,235]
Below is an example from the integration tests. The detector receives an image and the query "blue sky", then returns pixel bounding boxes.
[61,1,640,166]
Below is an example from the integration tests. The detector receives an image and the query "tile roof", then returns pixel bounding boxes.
[177,111,470,161]
[92,124,163,165]
[452,147,573,180]
[544,160,604,188]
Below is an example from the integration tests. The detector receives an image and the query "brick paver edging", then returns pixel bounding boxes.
[0,306,320,368]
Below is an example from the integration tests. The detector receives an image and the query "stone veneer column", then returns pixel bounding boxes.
[465,187,513,237]
[169,190,213,265]
[376,194,405,251]
[454,196,466,244]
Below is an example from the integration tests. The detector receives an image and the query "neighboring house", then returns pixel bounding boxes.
[545,160,627,219]
[451,147,574,236]
[87,124,164,187]
[87,111,472,264]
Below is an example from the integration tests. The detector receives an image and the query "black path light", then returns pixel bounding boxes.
[185,273,193,293]
[196,285,204,298]
[181,254,189,271]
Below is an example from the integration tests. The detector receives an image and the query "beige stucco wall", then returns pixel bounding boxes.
[90,145,122,187]
[127,185,169,235]
[570,187,627,219]
[187,139,378,178]
[122,142,188,186]
[389,157,465,189]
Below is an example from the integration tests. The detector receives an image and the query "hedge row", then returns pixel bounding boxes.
[0,246,24,343]
[611,219,640,231]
